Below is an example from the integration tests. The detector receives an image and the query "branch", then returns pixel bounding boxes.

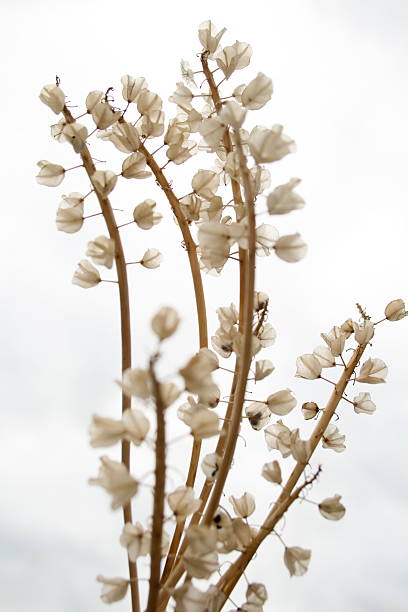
[62,107,140,612]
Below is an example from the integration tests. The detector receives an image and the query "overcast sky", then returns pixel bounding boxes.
[2,0,408,610]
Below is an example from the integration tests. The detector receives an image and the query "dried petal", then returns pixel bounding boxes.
[261,460,282,484]
[39,84,65,114]
[89,456,138,509]
[385,299,406,321]
[96,575,129,604]
[318,495,346,520]
[151,306,180,340]
[267,389,296,416]
[86,235,115,269]
[295,354,322,379]
[356,358,388,384]
[284,546,311,577]
[72,260,100,288]
[241,73,273,110]
[274,233,307,263]
[353,392,376,414]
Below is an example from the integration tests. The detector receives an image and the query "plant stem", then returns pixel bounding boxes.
[146,356,166,612]
[215,344,366,605]
[62,107,140,612]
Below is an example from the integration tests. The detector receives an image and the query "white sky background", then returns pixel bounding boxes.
[1,0,408,610]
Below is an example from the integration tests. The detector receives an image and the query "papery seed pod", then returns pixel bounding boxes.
[140,248,163,269]
[274,233,307,263]
[120,368,152,399]
[61,122,88,152]
[321,326,346,356]
[254,359,275,381]
[249,124,295,164]
[96,575,129,604]
[151,306,180,340]
[56,193,84,233]
[313,345,336,368]
[216,41,252,79]
[241,72,273,110]
[168,486,201,522]
[39,84,65,113]
[284,546,311,577]
[86,235,115,269]
[229,492,255,518]
[122,409,150,445]
[119,522,151,561]
[356,358,388,384]
[245,402,271,430]
[353,320,375,345]
[133,199,162,230]
[36,160,65,187]
[89,456,138,509]
[267,389,296,416]
[201,453,221,481]
[89,414,125,447]
[295,354,322,379]
[385,299,406,321]
[322,424,346,452]
[198,20,227,56]
[261,460,282,484]
[264,419,292,457]
[318,495,346,520]
[301,401,319,420]
[121,75,147,103]
[353,392,376,414]
[72,260,100,288]
[92,170,117,196]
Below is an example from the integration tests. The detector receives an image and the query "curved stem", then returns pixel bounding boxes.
[62,107,140,612]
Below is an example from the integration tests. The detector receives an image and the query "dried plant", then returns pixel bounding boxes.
[36,20,406,612]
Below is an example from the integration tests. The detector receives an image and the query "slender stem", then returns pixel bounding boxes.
[146,356,166,612]
[202,129,256,526]
[215,344,366,605]
[62,107,140,612]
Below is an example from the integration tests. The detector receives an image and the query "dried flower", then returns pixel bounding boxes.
[192,169,219,200]
[356,358,388,384]
[190,409,220,439]
[39,83,65,113]
[353,392,376,415]
[92,170,117,196]
[61,122,88,152]
[201,453,221,481]
[92,102,121,129]
[295,354,322,380]
[72,260,100,288]
[267,389,297,416]
[119,522,150,561]
[198,20,227,56]
[140,248,163,269]
[274,233,307,263]
[313,345,336,368]
[172,582,208,612]
[86,235,115,269]
[264,419,292,457]
[255,359,275,381]
[121,368,152,399]
[122,409,150,445]
[245,402,271,430]
[89,456,138,509]
[248,124,295,164]
[121,75,148,102]
[96,575,129,604]
[229,492,255,518]
[121,152,151,179]
[353,320,375,345]
[216,41,252,79]
[301,401,319,420]
[137,90,162,115]
[133,199,162,230]
[219,100,247,128]
[89,414,125,447]
[241,72,273,110]
[56,193,84,233]
[385,299,406,321]
[267,178,305,215]
[183,550,219,579]
[322,424,346,452]
[290,429,311,464]
[151,306,180,340]
[36,160,65,187]
[160,382,181,408]
[261,460,282,484]
[318,495,346,520]
[168,486,201,522]
[246,583,268,607]
[321,326,346,357]
[284,546,311,577]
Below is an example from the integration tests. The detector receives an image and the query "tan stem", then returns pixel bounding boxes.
[62,108,140,612]
[201,129,256,526]
[215,344,366,604]
[146,357,166,612]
